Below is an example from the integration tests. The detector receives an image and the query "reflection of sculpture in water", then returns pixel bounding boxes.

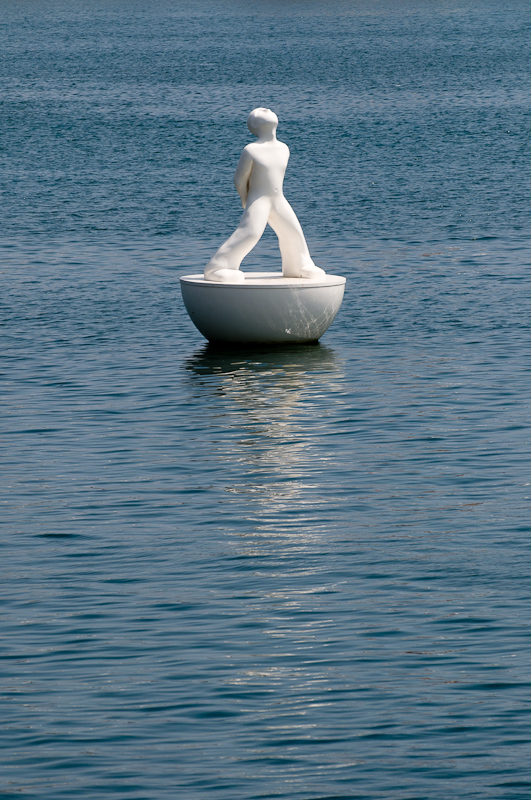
[184,343,343,514]
[204,107,326,283]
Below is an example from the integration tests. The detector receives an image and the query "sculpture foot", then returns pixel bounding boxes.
[204,267,245,284]
[283,263,326,280]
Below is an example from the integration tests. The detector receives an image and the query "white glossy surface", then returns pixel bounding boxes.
[205,108,325,283]
[181,273,346,344]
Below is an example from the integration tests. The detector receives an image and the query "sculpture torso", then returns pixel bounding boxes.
[243,140,290,203]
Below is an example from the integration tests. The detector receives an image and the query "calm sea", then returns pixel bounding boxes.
[2,1,531,797]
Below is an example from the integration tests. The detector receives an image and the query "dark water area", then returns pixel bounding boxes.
[2,1,531,798]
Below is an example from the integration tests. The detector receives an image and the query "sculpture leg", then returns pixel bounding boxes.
[268,199,325,279]
[204,198,271,282]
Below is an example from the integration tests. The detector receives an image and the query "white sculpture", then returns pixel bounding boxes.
[204,108,326,283]
[180,108,345,344]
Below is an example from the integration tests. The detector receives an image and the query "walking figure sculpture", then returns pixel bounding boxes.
[204,108,326,283]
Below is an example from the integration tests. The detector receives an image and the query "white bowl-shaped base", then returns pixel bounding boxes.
[180,272,346,344]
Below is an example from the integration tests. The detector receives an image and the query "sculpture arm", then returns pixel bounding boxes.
[233,148,254,208]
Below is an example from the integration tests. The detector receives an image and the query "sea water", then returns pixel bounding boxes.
[2,1,531,797]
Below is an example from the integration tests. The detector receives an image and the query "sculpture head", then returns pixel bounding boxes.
[247,107,278,138]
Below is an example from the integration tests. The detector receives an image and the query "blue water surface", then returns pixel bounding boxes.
[2,1,531,798]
